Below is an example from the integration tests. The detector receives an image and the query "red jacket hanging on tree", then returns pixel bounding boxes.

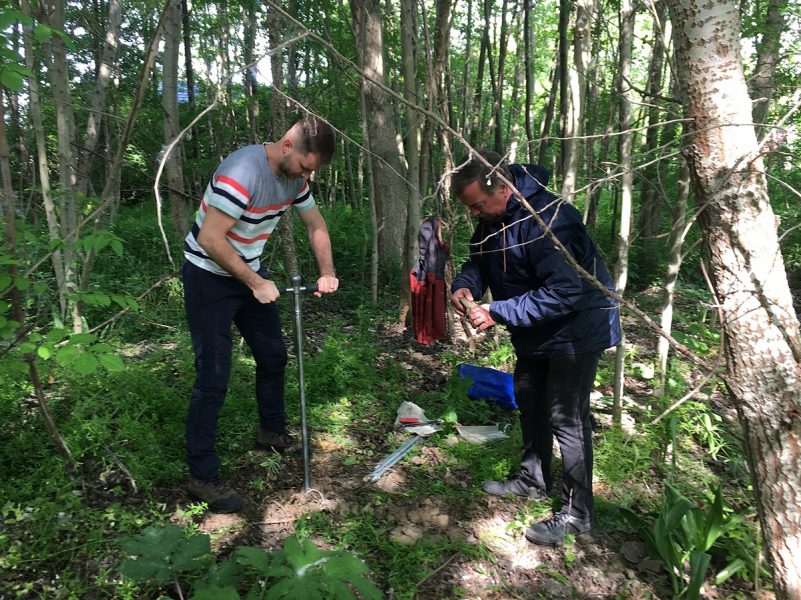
[410,216,449,344]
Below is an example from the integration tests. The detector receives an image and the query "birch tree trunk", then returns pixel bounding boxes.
[76,0,121,197]
[635,0,667,238]
[21,0,68,318]
[750,0,786,139]
[47,0,80,331]
[560,0,594,203]
[612,0,635,425]
[162,0,188,240]
[655,155,690,397]
[351,0,406,264]
[665,0,801,596]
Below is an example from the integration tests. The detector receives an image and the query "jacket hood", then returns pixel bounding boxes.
[510,164,550,198]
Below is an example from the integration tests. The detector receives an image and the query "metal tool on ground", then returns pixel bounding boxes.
[281,274,318,492]
[399,417,444,428]
[366,436,422,483]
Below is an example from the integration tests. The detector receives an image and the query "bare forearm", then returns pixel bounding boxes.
[200,237,255,285]
[308,226,335,276]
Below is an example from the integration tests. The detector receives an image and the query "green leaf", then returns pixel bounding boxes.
[179,533,210,562]
[111,239,124,256]
[13,276,30,291]
[32,23,52,42]
[55,345,79,366]
[282,536,305,570]
[0,272,10,291]
[326,578,356,600]
[265,578,296,600]
[350,575,382,600]
[74,353,98,375]
[0,69,24,92]
[69,332,97,345]
[686,550,711,600]
[190,586,241,600]
[234,546,271,574]
[98,353,124,372]
[714,558,745,585]
[0,9,27,29]
[120,557,172,585]
[46,328,68,344]
[37,346,52,360]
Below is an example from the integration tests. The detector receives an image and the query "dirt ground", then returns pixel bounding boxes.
[156,318,773,600]
[160,316,771,600]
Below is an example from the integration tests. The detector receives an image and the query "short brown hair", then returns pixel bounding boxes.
[452,150,511,197]
[293,116,336,164]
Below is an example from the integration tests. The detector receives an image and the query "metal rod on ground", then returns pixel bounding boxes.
[367,436,422,482]
[282,274,317,492]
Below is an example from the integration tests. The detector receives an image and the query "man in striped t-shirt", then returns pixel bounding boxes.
[182,116,338,512]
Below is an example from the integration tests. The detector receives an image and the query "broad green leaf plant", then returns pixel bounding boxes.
[119,525,383,599]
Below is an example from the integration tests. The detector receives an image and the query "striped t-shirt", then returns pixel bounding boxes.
[183,144,315,275]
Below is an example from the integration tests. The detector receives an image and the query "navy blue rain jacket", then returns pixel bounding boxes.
[452,164,621,357]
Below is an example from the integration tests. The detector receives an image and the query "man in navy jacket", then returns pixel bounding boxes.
[451,150,621,545]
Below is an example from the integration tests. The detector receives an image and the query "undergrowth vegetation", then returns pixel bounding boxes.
[0,202,772,599]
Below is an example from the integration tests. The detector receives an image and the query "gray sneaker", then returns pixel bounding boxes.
[525,511,592,545]
[256,428,301,453]
[483,476,546,499]
[187,476,243,513]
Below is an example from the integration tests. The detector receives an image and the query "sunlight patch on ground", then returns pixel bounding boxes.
[473,514,541,571]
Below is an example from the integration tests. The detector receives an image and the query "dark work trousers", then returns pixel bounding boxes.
[514,352,601,520]
[182,261,288,481]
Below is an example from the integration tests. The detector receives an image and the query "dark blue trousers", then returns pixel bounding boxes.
[514,352,601,520]
[182,261,288,481]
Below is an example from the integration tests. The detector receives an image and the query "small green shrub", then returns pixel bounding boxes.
[119,524,382,599]
[620,484,745,599]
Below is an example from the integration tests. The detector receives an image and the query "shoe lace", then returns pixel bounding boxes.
[542,512,572,530]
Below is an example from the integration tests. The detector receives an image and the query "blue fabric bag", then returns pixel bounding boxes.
[457,364,517,410]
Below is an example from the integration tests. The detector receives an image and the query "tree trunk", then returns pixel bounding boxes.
[491,0,509,153]
[560,0,594,203]
[468,22,488,147]
[612,0,635,425]
[655,154,690,397]
[665,0,801,596]
[523,0,535,163]
[1,93,76,473]
[267,5,299,280]
[399,0,421,327]
[162,0,189,241]
[537,48,558,166]
[351,0,407,265]
[749,0,786,139]
[181,0,199,164]
[636,0,668,238]
[556,0,570,181]
[243,0,258,145]
[76,0,121,197]
[21,0,68,318]
[47,0,80,332]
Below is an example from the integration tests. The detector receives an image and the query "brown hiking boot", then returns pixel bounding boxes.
[187,476,243,513]
[255,428,301,453]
